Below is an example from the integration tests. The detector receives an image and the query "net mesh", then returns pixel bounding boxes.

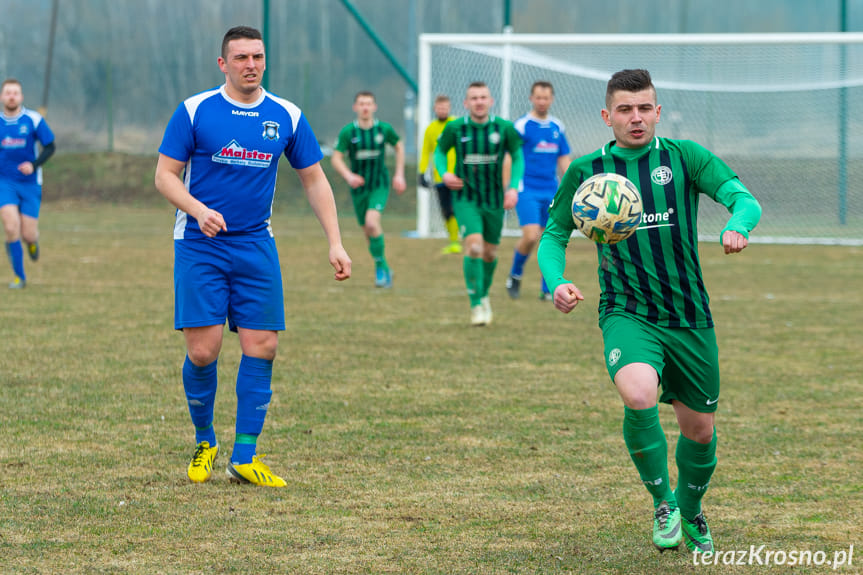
[418,35,863,244]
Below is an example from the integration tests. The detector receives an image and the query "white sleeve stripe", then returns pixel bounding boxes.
[183,88,221,123]
[267,94,302,133]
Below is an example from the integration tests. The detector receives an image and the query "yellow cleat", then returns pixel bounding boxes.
[187,441,219,483]
[226,455,287,487]
[441,242,462,254]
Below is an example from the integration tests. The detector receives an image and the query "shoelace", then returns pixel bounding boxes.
[692,513,708,535]
[190,444,208,466]
[654,505,670,528]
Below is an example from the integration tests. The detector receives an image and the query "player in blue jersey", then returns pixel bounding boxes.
[1,78,56,289]
[505,81,570,301]
[155,26,351,487]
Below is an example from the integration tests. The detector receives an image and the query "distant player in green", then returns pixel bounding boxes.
[435,81,524,326]
[538,69,761,554]
[332,91,406,288]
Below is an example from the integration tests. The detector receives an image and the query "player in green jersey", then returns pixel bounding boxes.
[332,91,406,288]
[434,82,524,326]
[538,69,761,554]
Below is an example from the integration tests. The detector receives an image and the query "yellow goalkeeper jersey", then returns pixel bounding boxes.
[419,116,456,183]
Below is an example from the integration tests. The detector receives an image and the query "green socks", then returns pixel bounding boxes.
[463,256,483,307]
[623,406,676,509]
[369,234,388,271]
[481,258,497,299]
[675,430,717,520]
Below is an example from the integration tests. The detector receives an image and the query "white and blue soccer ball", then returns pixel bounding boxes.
[572,172,643,244]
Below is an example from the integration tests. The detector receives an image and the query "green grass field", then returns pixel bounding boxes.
[1,202,861,574]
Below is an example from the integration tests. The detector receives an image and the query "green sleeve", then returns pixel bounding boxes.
[434,147,449,178]
[334,124,351,153]
[434,125,454,176]
[537,218,573,293]
[384,123,400,145]
[508,146,525,190]
[715,178,762,241]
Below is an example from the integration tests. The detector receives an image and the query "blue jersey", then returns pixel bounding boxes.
[514,113,570,192]
[0,107,55,185]
[159,85,323,241]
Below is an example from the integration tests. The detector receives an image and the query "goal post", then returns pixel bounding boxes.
[416,33,863,245]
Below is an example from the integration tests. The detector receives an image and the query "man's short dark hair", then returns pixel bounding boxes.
[354,91,376,102]
[531,80,554,95]
[606,69,654,107]
[434,94,450,104]
[467,81,488,91]
[221,26,263,59]
[1,78,22,91]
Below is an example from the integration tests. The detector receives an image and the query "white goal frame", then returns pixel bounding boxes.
[416,32,863,246]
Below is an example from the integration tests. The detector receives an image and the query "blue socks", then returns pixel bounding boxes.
[183,356,218,447]
[232,355,273,464]
[509,249,528,279]
[183,353,274,464]
[6,240,25,282]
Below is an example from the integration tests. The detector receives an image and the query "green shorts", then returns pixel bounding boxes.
[351,186,390,226]
[452,197,505,244]
[599,312,720,413]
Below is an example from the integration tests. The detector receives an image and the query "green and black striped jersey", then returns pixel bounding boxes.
[548,137,738,328]
[436,116,522,209]
[335,120,400,193]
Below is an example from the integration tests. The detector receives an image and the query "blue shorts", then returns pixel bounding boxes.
[0,179,42,218]
[515,185,556,228]
[174,237,285,332]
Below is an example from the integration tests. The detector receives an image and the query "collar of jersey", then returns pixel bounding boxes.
[464,115,496,127]
[353,119,379,130]
[219,84,266,109]
[603,136,659,160]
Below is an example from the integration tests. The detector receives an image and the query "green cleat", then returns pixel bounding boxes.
[682,512,714,554]
[653,501,682,552]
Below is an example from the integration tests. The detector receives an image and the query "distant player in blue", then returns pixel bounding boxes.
[155,26,352,487]
[505,81,571,301]
[0,78,56,289]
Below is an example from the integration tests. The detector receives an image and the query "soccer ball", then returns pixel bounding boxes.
[571,173,643,244]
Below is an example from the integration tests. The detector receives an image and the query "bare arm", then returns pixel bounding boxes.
[154,153,226,237]
[296,162,352,281]
[392,141,406,194]
[331,150,364,189]
[557,155,571,179]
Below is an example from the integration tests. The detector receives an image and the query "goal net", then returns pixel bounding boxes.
[416,33,863,245]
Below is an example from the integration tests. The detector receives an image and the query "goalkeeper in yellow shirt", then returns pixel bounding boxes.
[418,94,460,254]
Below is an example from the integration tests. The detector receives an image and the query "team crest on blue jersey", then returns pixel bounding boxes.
[651,166,673,185]
[262,121,280,141]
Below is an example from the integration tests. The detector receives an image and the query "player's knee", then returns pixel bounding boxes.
[187,346,220,367]
[1,220,20,241]
[240,333,278,361]
[683,423,715,444]
[483,245,498,261]
[466,242,483,258]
